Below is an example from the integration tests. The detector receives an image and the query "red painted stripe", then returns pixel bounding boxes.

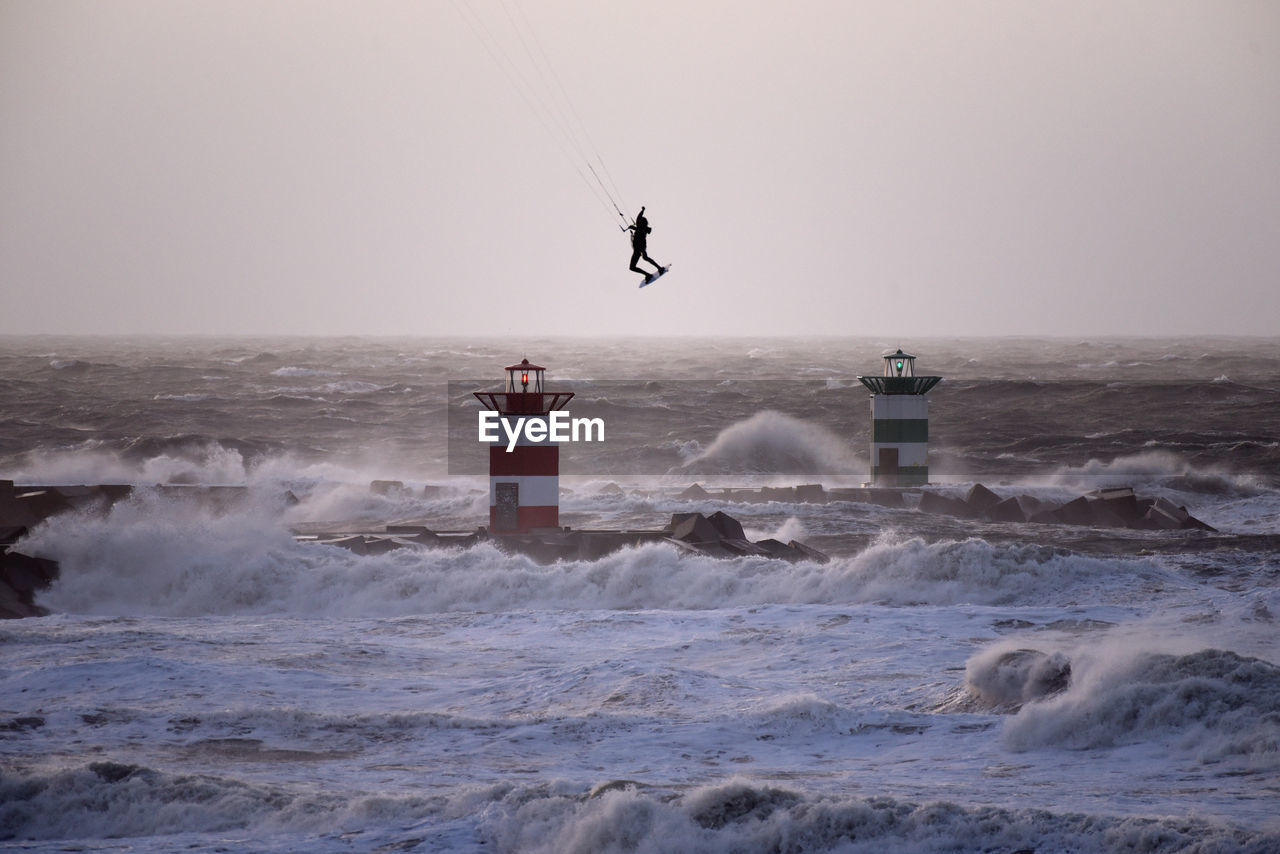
[488,445,559,476]
[489,504,559,533]
[519,505,559,529]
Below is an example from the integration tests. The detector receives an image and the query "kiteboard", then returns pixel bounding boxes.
[639,265,671,288]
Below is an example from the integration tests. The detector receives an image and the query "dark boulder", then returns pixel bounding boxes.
[918,491,970,518]
[707,510,746,541]
[1056,496,1093,526]
[985,496,1027,523]
[370,480,410,497]
[1,550,60,619]
[787,539,829,563]
[719,538,772,557]
[0,526,28,548]
[795,484,826,503]
[1087,487,1141,524]
[964,483,1003,514]
[750,538,799,560]
[1086,498,1130,529]
[866,489,905,508]
[669,513,722,544]
[1015,495,1053,518]
[678,483,709,500]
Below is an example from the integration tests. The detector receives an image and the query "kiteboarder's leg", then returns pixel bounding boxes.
[642,250,664,273]
[629,248,648,277]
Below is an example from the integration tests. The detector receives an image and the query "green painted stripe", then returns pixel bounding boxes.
[871,466,929,486]
[872,419,929,443]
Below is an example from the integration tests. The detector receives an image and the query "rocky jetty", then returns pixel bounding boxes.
[0,480,90,617]
[0,481,276,619]
[662,511,828,562]
[678,483,904,507]
[302,510,829,565]
[917,484,1216,532]
[0,526,58,619]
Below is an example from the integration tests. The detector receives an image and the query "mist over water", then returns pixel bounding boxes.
[6,335,1280,484]
[2,335,1278,852]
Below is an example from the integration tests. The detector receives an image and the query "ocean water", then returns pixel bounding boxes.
[1,335,1278,852]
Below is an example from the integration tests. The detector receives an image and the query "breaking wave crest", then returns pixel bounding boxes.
[677,410,862,475]
[821,537,1164,607]
[8,441,267,486]
[952,628,1280,770]
[1003,648,1280,762]
[961,647,1073,713]
[478,781,1280,854]
[24,496,1167,617]
[6,771,1276,851]
[1051,450,1268,494]
[0,761,431,843]
[5,441,399,491]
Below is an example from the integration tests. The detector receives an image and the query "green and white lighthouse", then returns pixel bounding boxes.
[857,349,942,486]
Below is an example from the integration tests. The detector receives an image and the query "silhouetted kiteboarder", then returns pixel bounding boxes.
[628,207,668,286]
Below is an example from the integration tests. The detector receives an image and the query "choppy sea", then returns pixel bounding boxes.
[1,335,1278,852]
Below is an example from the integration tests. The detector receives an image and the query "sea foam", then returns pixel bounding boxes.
[479,780,1280,854]
[24,493,1172,617]
[1003,647,1280,763]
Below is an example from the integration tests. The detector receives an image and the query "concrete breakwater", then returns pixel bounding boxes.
[297,510,829,565]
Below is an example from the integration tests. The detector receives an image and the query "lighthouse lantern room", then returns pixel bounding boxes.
[857,349,942,487]
[474,358,574,533]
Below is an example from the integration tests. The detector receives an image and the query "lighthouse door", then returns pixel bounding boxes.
[879,448,899,486]
[495,482,519,531]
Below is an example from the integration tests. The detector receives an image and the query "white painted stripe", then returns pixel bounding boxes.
[870,396,929,419]
[489,476,559,507]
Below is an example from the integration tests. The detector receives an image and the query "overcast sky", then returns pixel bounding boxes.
[2,1,1278,338]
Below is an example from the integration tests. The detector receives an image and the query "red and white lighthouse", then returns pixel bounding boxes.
[473,358,574,533]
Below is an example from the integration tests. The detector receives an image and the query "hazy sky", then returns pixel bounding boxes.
[2,1,1278,338]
